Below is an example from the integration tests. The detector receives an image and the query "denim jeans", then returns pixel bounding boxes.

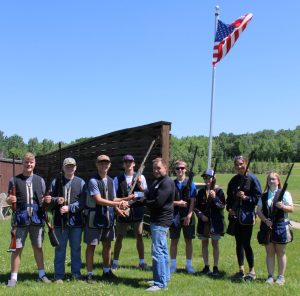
[54,226,82,279]
[150,223,170,288]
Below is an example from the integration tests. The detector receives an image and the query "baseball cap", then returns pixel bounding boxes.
[201,169,214,178]
[97,155,111,162]
[63,157,76,166]
[123,154,135,162]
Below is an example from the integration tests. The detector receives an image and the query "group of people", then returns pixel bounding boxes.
[5,151,294,291]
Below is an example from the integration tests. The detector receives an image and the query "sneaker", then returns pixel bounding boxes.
[275,275,285,286]
[147,280,154,286]
[39,275,51,284]
[265,276,274,284]
[7,279,17,288]
[185,265,196,274]
[54,279,64,284]
[170,265,177,273]
[86,274,96,284]
[139,262,150,271]
[200,266,211,275]
[72,275,84,281]
[111,262,118,270]
[145,285,162,292]
[212,266,220,276]
[233,271,245,280]
[102,270,118,280]
[244,272,256,282]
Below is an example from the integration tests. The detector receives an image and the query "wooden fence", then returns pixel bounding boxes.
[35,121,171,186]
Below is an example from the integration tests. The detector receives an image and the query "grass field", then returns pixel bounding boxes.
[0,219,299,296]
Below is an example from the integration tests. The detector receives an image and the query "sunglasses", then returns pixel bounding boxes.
[203,175,212,180]
[176,167,186,171]
[97,160,110,164]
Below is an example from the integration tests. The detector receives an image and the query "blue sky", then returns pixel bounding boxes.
[1,1,299,143]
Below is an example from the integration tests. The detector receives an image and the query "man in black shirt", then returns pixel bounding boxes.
[128,157,175,292]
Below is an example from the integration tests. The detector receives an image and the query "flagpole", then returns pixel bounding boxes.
[207,5,220,169]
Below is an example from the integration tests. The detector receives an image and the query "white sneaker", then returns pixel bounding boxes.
[186,265,196,274]
[265,276,274,284]
[7,279,17,288]
[170,265,177,273]
[147,280,154,286]
[145,285,162,292]
[275,275,285,286]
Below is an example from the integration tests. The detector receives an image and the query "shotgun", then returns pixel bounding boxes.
[125,139,156,216]
[58,143,65,232]
[7,155,17,252]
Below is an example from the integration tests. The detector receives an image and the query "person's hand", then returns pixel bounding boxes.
[43,195,52,204]
[237,191,247,200]
[183,216,191,226]
[275,201,284,210]
[115,207,127,217]
[265,218,273,228]
[201,215,209,222]
[209,190,216,199]
[128,194,135,200]
[60,205,69,214]
[7,194,16,204]
[178,200,188,208]
[119,200,129,210]
[57,197,65,205]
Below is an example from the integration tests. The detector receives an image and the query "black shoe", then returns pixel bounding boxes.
[212,266,220,276]
[200,266,211,275]
[102,270,117,280]
[86,274,96,284]
[234,271,245,280]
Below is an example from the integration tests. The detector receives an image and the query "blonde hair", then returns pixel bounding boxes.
[153,157,167,168]
[174,160,188,170]
[23,152,35,161]
[264,171,282,192]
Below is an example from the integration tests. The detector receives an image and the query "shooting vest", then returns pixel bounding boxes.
[116,173,144,223]
[174,178,191,219]
[196,186,225,235]
[14,174,44,226]
[85,175,115,229]
[260,191,292,244]
[261,192,285,222]
[51,176,85,227]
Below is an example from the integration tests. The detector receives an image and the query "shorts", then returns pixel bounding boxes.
[16,225,44,248]
[116,221,143,237]
[169,223,195,240]
[84,226,115,245]
[197,233,221,241]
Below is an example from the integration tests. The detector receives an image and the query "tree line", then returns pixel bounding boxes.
[1,126,299,175]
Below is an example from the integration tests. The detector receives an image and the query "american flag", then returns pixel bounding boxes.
[212,13,253,66]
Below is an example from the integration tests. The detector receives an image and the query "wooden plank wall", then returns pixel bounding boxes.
[35,121,171,187]
[0,159,23,193]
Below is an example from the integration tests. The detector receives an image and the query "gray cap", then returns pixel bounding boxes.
[201,169,214,178]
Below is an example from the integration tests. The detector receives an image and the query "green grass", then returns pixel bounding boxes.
[0,219,299,295]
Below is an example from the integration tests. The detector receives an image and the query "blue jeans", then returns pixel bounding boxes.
[54,226,82,279]
[150,223,170,288]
